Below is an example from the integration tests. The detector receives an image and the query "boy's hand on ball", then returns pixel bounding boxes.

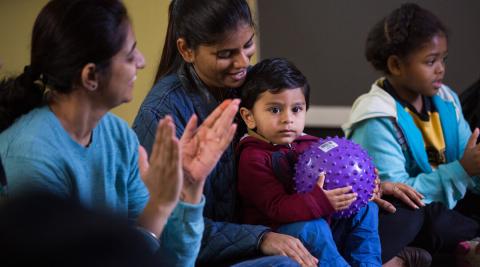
[296,137,376,217]
[317,172,357,211]
[371,169,381,199]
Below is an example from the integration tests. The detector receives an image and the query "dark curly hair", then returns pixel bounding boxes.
[365,3,448,74]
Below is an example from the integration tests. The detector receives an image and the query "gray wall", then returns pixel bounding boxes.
[257,0,480,107]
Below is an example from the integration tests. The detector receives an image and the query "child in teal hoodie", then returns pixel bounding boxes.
[343,2,480,264]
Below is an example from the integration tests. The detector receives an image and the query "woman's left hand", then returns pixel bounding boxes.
[380,181,425,211]
[137,116,182,237]
[180,99,240,203]
[371,169,425,213]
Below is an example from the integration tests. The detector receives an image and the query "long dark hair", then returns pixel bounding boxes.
[0,0,129,132]
[365,3,447,73]
[155,0,254,82]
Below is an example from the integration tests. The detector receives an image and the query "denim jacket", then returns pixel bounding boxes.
[133,63,268,265]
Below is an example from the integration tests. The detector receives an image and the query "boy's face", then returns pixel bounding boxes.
[241,88,306,145]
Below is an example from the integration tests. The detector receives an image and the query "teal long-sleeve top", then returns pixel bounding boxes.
[0,106,204,267]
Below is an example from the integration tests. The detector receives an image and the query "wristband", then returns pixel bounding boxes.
[136,226,159,240]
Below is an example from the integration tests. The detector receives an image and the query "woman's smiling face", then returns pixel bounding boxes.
[189,24,256,89]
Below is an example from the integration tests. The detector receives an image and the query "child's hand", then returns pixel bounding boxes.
[370,169,382,200]
[316,173,357,211]
[460,128,480,176]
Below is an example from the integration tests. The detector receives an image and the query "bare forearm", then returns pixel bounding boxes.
[181,180,206,204]
[137,199,174,238]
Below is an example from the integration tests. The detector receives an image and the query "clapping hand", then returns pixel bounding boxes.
[137,116,182,237]
[180,99,239,203]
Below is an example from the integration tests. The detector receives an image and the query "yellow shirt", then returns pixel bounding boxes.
[406,107,446,168]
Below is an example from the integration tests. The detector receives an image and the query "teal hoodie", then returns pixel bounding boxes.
[342,79,480,209]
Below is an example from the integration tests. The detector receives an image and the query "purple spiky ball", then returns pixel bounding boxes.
[294,136,376,218]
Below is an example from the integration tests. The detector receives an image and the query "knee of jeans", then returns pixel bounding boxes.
[267,255,301,267]
[352,202,379,225]
[367,201,379,212]
[357,202,379,217]
[230,255,301,267]
[277,218,330,238]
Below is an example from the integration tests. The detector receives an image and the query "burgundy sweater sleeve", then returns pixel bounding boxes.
[238,147,334,224]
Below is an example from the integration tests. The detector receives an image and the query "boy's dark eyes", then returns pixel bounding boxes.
[268,106,304,114]
[292,106,304,112]
[269,107,280,113]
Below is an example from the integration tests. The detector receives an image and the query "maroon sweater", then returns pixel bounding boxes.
[237,135,334,229]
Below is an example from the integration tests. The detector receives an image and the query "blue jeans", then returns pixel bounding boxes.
[277,202,381,267]
[230,255,300,267]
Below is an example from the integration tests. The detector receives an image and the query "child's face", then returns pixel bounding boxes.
[241,88,306,145]
[394,33,448,98]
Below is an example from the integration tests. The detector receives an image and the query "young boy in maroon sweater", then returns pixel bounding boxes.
[237,58,381,266]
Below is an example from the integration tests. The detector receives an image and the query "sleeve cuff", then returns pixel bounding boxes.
[256,229,271,252]
[451,160,473,188]
[171,195,205,222]
[135,226,161,253]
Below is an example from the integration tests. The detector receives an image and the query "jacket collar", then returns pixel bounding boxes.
[177,63,238,121]
[342,78,459,137]
[343,78,460,172]
[342,79,397,137]
[177,63,217,121]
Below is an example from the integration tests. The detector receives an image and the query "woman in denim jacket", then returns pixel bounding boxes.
[133,0,312,266]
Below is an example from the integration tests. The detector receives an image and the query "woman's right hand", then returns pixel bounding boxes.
[460,128,480,176]
[137,116,182,237]
[316,173,357,211]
